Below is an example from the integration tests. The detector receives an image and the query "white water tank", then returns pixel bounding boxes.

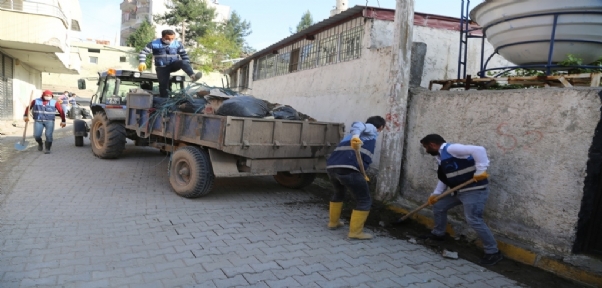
[470,0,602,65]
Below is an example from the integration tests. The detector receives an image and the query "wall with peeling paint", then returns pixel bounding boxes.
[240,20,510,168]
[246,22,393,168]
[399,87,600,255]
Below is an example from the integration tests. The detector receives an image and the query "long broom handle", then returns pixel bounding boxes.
[400,178,476,221]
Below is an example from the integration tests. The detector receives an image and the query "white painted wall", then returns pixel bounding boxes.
[241,22,392,168]
[232,19,513,167]
[12,63,43,119]
[370,20,512,88]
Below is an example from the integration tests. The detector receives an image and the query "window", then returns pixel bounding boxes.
[275,52,291,76]
[89,56,98,64]
[289,49,300,73]
[339,26,363,62]
[299,44,317,71]
[240,65,249,89]
[318,35,339,66]
[119,57,127,62]
[254,54,276,80]
[88,49,100,53]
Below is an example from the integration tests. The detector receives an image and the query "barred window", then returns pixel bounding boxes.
[318,35,339,66]
[289,49,300,72]
[254,54,276,80]
[339,26,363,62]
[240,65,249,89]
[249,17,364,81]
[275,52,291,76]
[230,71,238,89]
[299,44,317,71]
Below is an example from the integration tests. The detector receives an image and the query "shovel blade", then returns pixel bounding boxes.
[14,141,28,151]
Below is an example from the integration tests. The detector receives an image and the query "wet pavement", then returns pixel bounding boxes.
[0,119,529,287]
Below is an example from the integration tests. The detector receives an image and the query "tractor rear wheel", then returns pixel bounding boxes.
[90,112,126,159]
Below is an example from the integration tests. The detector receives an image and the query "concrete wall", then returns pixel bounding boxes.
[235,19,512,167]
[371,21,512,88]
[12,63,42,119]
[399,87,600,255]
[244,22,393,167]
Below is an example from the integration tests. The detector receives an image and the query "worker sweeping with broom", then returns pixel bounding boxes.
[325,116,386,240]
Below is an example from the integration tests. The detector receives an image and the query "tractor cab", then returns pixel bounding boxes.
[77,69,186,119]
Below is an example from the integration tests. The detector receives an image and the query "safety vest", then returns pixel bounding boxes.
[32,99,57,121]
[151,39,181,67]
[438,143,488,192]
[326,134,377,172]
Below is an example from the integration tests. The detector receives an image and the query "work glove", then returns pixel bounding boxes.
[23,116,29,122]
[473,171,489,182]
[60,122,66,128]
[350,135,362,151]
[428,194,439,205]
[138,63,147,72]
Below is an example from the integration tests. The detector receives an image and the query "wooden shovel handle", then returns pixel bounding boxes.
[400,178,476,221]
[353,147,369,181]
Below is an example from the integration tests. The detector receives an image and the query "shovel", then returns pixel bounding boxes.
[15,90,34,151]
[391,178,476,225]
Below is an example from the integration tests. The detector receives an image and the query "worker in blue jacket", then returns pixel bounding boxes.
[138,29,201,98]
[326,116,386,240]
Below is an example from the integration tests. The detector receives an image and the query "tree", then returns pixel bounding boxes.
[153,0,216,44]
[193,29,240,73]
[291,10,313,34]
[222,11,252,50]
[126,19,156,69]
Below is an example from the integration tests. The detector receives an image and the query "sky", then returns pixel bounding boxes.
[76,0,484,50]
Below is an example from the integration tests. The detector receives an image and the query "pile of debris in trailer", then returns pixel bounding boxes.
[137,83,316,122]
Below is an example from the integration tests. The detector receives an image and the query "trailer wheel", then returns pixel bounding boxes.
[90,112,126,159]
[274,172,316,189]
[75,136,84,147]
[169,146,215,198]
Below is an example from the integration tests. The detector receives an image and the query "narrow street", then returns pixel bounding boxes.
[0,125,541,287]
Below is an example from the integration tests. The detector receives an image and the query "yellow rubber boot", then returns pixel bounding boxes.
[348,210,373,240]
[328,202,344,230]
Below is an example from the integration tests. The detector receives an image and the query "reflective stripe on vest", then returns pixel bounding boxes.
[326,138,376,171]
[32,99,57,121]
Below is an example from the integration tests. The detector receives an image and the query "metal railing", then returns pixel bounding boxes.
[0,0,68,26]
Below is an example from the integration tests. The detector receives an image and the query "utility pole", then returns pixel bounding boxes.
[377,0,415,200]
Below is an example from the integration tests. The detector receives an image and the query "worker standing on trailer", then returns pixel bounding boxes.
[411,134,502,265]
[325,116,386,240]
[137,29,201,98]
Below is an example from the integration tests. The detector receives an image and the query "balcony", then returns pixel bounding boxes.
[120,0,136,12]
[0,1,80,74]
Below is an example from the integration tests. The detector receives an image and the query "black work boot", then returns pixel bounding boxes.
[44,141,52,154]
[480,251,503,266]
[36,140,43,151]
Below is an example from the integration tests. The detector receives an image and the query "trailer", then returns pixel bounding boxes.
[75,72,344,198]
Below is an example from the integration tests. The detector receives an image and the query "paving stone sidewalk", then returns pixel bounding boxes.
[0,133,526,287]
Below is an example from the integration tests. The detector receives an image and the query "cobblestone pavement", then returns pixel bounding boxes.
[0,130,526,287]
